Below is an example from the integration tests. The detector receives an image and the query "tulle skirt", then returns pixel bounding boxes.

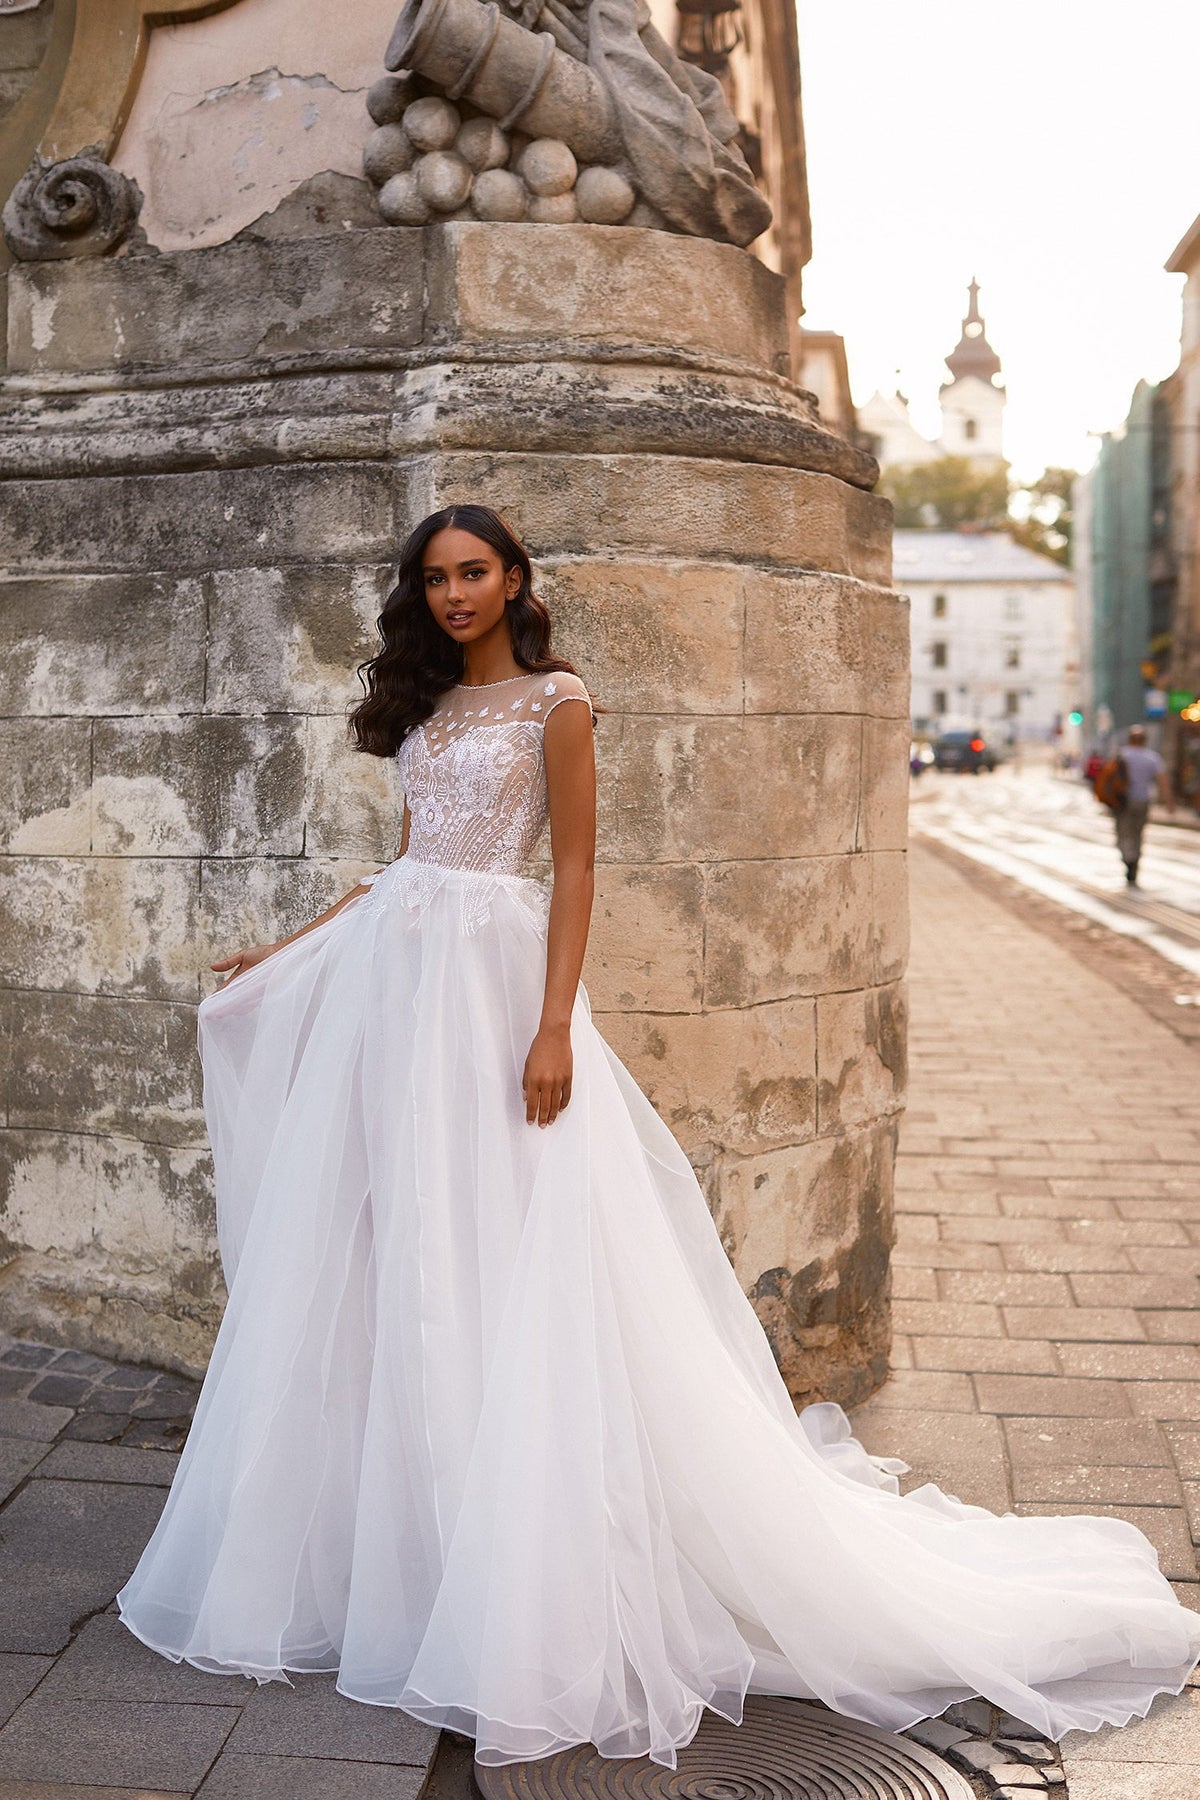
[116,857,1200,1766]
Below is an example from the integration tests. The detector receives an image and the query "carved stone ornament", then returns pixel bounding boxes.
[2,150,142,261]
[369,0,772,245]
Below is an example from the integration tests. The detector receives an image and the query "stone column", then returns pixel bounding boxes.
[0,218,907,1403]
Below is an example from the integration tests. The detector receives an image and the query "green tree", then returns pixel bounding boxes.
[1009,467,1074,566]
[878,457,1076,567]
[879,456,1011,529]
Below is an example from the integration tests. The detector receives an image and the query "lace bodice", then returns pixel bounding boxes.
[394,670,592,877]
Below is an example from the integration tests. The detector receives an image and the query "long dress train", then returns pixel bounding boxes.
[116,668,1200,1768]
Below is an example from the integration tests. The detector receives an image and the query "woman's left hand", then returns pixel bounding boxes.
[522,1024,573,1127]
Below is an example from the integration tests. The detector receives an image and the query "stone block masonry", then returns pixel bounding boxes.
[0,219,907,1404]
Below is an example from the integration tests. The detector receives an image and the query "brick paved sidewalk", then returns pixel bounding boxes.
[852,842,1200,1798]
[0,1341,448,1796]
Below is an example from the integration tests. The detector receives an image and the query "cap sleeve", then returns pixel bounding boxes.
[536,671,593,723]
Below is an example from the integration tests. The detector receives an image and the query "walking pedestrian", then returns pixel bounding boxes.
[1114,725,1174,885]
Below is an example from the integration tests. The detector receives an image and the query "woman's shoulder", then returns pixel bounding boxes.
[528,669,592,722]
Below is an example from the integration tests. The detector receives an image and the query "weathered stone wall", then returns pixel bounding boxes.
[110,0,394,254]
[0,0,55,129]
[0,219,907,1404]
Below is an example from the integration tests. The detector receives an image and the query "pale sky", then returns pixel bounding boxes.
[796,0,1200,481]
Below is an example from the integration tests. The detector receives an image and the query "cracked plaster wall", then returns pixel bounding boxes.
[110,0,394,251]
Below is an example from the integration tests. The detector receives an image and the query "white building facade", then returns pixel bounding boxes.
[896,531,1076,743]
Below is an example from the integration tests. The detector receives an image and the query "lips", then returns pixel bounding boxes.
[446,611,474,627]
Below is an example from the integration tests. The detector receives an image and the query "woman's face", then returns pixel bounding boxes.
[422,527,520,645]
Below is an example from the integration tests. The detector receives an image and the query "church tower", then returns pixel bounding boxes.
[939,278,1006,465]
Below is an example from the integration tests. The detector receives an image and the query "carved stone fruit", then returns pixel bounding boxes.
[363,125,417,187]
[377,169,432,225]
[402,96,461,153]
[575,166,636,225]
[470,168,527,222]
[366,74,418,126]
[415,150,474,213]
[527,191,579,224]
[455,118,510,173]
[517,139,577,198]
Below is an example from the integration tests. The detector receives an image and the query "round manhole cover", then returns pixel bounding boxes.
[473,1696,976,1800]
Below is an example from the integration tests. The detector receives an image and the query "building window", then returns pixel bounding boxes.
[1005,691,1020,716]
[964,418,977,440]
[1005,638,1021,669]
[932,689,947,714]
[932,592,947,618]
[931,641,947,669]
[1004,594,1022,620]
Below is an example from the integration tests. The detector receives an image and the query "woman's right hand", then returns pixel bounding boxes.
[210,943,280,986]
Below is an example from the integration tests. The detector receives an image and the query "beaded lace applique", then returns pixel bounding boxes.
[357,670,591,934]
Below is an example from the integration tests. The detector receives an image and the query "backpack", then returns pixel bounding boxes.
[1093,754,1129,811]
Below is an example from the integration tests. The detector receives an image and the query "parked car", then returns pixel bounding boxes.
[933,730,998,773]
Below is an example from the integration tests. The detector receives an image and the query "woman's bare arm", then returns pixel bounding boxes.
[522,703,596,1126]
[271,801,412,952]
[211,802,412,984]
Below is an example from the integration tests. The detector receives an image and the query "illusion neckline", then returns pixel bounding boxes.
[452,673,535,691]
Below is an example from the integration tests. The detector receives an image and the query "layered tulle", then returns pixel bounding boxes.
[117,858,1200,1766]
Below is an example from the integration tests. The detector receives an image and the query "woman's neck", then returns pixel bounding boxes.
[459,626,523,689]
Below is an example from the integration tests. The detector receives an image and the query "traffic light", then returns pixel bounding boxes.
[1068,710,1084,726]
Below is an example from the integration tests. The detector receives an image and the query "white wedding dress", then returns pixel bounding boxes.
[117,669,1200,1767]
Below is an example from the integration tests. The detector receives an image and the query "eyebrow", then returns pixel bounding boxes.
[423,558,492,573]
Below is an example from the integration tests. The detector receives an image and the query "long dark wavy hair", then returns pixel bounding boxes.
[348,505,583,758]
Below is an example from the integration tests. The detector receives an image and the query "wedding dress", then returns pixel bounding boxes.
[116,668,1200,1767]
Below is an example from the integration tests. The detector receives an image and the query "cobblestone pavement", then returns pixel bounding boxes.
[0,1339,447,1796]
[852,840,1200,1798]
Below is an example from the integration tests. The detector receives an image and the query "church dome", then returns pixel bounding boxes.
[944,278,1003,384]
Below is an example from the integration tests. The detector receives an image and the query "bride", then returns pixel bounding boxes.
[117,504,1200,1768]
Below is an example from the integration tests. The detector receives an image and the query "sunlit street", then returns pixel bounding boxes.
[912,759,1200,976]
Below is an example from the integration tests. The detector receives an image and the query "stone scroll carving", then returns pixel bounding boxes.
[2,152,142,261]
[366,0,772,245]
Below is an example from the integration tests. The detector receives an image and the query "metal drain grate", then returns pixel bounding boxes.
[473,1696,976,1800]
